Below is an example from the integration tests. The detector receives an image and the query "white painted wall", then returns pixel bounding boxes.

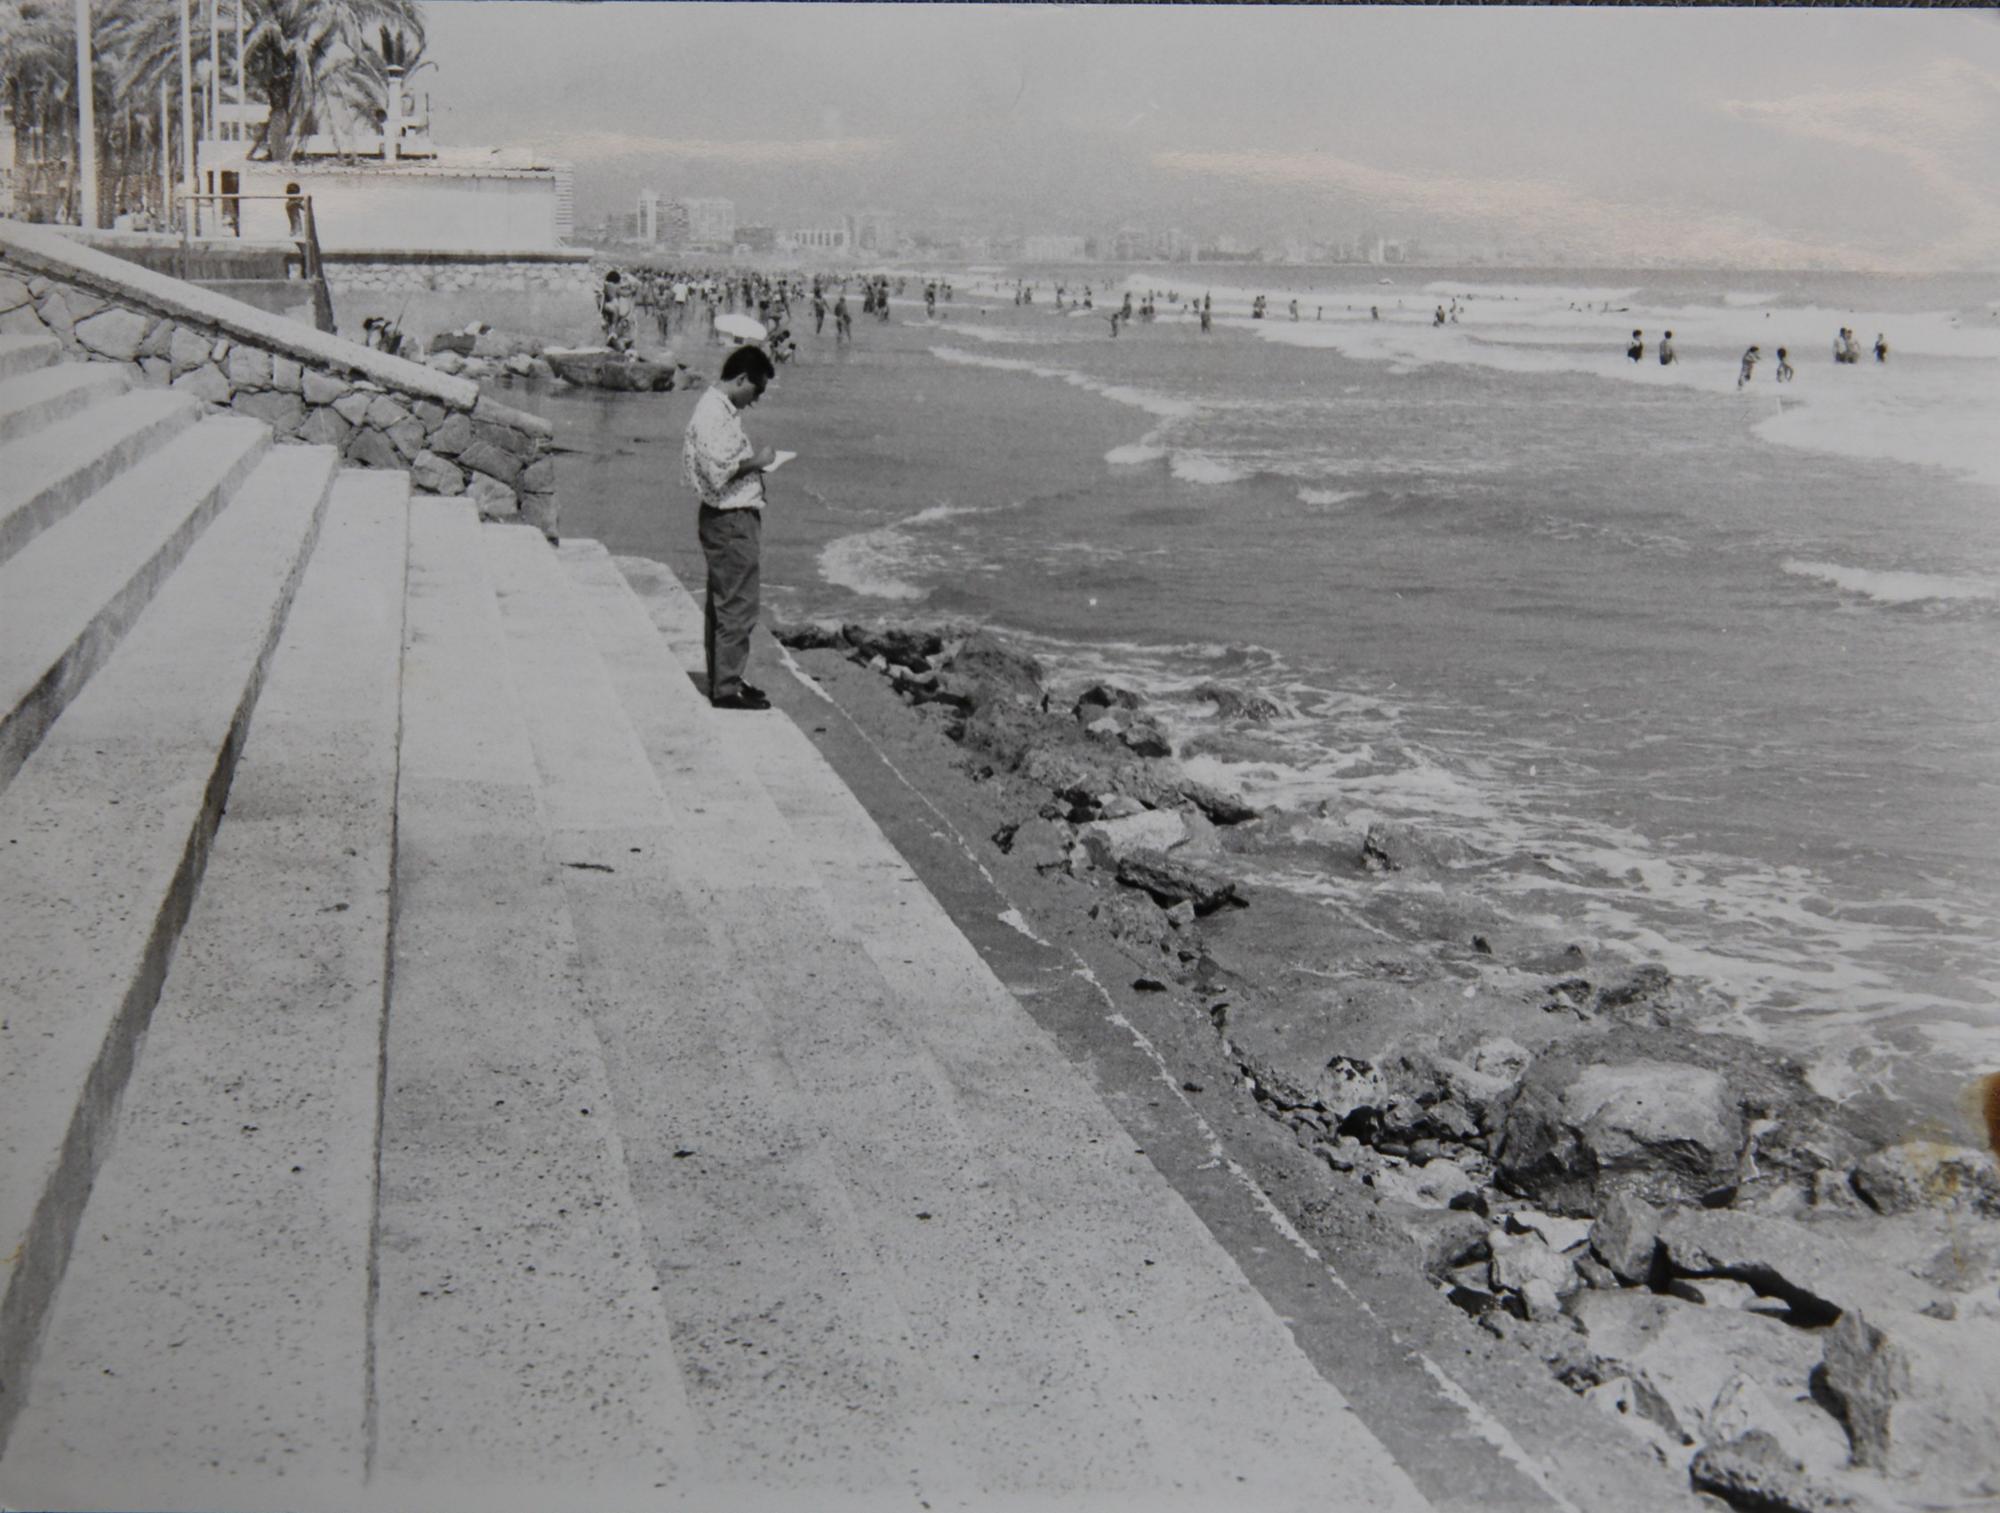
[211,163,563,253]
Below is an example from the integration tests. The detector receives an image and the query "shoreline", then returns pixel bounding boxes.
[745,602,2000,1513]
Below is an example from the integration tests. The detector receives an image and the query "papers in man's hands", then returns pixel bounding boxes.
[766,450,798,473]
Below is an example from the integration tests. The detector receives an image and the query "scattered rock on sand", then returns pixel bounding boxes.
[1817,1306,2000,1499]
[1114,847,1244,915]
[1850,1141,2000,1218]
[1077,810,1188,869]
[1689,1430,1852,1513]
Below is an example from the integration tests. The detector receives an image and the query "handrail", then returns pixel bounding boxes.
[175,191,338,335]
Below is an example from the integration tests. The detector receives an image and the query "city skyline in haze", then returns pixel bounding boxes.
[424,3,2000,269]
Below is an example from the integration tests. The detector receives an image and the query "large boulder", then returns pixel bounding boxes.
[1654,1207,1937,1321]
[1850,1142,2000,1218]
[1360,821,1481,873]
[1818,1307,2000,1500]
[1194,681,1284,721]
[1496,1055,1744,1214]
[1573,1291,1843,1468]
[1689,1431,1852,1513]
[1114,847,1243,915]
[937,630,1046,711]
[844,623,941,672]
[1077,810,1188,869]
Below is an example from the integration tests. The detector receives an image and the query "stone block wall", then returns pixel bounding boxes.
[326,258,597,298]
[0,231,559,539]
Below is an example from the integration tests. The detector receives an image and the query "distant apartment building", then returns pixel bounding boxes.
[848,209,898,255]
[1110,226,1150,262]
[673,196,737,250]
[1022,234,1088,262]
[734,224,777,252]
[783,223,850,252]
[1155,227,1193,262]
[636,189,661,244]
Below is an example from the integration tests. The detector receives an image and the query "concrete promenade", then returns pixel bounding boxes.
[0,329,1447,1509]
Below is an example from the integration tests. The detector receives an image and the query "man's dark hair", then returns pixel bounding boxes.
[721,345,776,386]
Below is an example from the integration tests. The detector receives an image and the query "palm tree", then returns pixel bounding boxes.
[240,0,422,161]
[100,0,421,165]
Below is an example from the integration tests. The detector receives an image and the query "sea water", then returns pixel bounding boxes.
[520,266,2000,1119]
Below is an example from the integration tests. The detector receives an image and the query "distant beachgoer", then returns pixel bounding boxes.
[683,344,780,711]
[833,295,851,342]
[1627,329,1644,362]
[1874,333,1888,362]
[1434,305,1447,327]
[1776,348,1794,382]
[1738,345,1760,387]
[1289,299,1299,321]
[812,293,827,334]
[1108,312,1121,338]
[284,183,305,239]
[1370,305,1380,321]
[1658,331,1676,366]
[1834,327,1858,364]
[1199,304,1211,333]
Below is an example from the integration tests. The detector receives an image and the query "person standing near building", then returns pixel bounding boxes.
[682,345,780,710]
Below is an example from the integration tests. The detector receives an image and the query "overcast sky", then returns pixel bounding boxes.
[424,3,2000,269]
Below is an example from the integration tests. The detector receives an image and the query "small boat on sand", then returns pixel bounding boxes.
[544,347,680,392]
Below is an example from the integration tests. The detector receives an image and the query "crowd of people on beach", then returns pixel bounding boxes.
[590,265,958,363]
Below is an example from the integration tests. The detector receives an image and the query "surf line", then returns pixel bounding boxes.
[804,662,1580,1512]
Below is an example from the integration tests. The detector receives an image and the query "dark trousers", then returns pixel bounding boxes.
[698,504,761,700]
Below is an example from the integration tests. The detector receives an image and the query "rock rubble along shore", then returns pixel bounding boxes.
[779,615,2000,1513]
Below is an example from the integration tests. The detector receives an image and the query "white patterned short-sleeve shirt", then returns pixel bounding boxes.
[682,386,763,511]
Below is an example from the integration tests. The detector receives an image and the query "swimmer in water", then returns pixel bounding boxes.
[1737,344,1760,387]
[1627,329,1644,362]
[1658,331,1676,366]
[1775,347,1794,382]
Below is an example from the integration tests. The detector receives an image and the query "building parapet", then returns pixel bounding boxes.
[0,220,559,538]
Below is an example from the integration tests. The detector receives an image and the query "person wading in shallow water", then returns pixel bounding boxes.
[682,344,780,710]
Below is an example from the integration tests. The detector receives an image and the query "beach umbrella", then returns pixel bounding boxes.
[714,313,767,343]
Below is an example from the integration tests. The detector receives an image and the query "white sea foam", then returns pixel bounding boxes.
[1169,452,1254,485]
[1298,487,1362,506]
[818,526,929,602]
[1782,558,2000,606]
[1106,440,1168,466]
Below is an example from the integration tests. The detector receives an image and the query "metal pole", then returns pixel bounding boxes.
[179,0,195,234]
[235,0,244,105]
[158,79,170,224]
[208,0,219,147]
[73,0,97,228]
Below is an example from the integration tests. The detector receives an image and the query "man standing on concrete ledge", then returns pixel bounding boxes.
[682,345,780,710]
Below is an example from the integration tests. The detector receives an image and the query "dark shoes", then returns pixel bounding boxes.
[711,687,770,711]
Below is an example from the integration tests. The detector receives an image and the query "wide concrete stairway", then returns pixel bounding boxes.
[0,330,1432,1511]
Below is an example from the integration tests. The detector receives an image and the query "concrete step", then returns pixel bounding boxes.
[0,362,128,446]
[557,541,1433,1507]
[0,471,409,1513]
[0,443,339,1459]
[0,389,201,568]
[0,415,272,793]
[368,501,698,1505]
[488,525,979,1493]
[0,332,60,381]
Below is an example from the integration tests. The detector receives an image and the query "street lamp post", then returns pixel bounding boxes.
[73,0,96,228]
[179,0,195,233]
